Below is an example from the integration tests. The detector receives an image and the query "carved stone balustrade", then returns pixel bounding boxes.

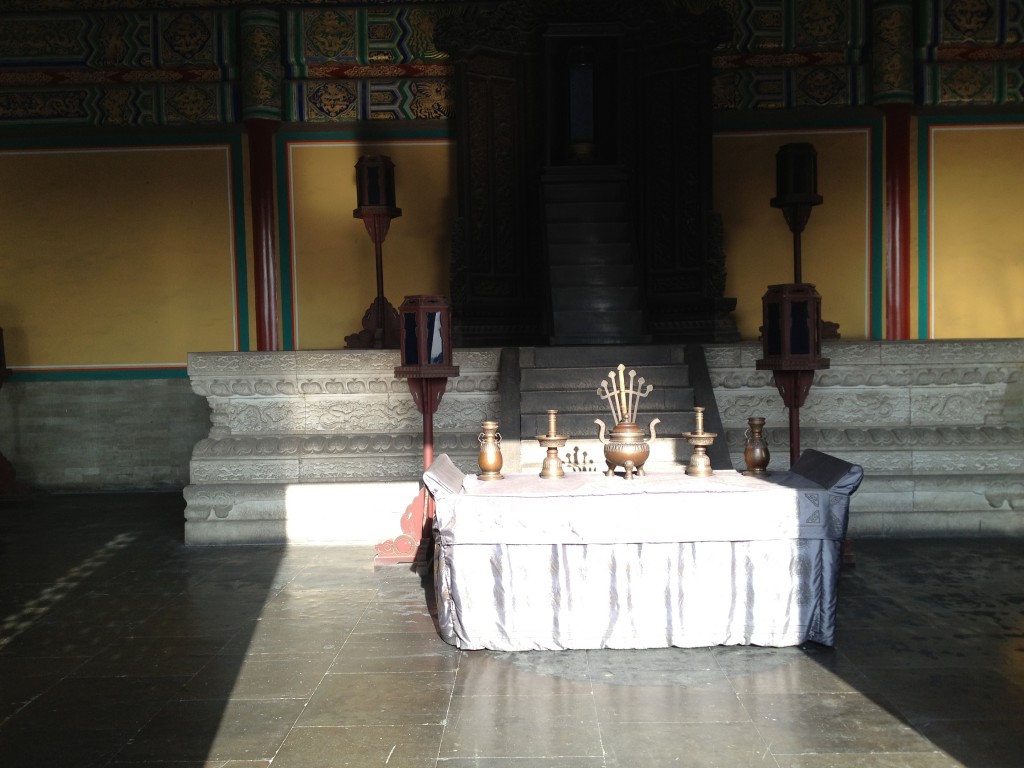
[705,339,1024,535]
[183,349,499,544]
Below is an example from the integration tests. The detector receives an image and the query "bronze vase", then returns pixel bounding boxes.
[478,420,504,480]
[742,416,770,475]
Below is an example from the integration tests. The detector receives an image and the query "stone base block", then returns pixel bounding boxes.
[848,473,1024,536]
[183,481,421,545]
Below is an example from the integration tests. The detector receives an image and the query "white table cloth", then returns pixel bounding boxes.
[425,452,862,651]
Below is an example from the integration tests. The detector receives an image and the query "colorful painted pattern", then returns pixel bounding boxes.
[0,5,456,125]
[712,0,868,109]
[919,0,1024,105]
[241,9,283,119]
[283,7,452,120]
[871,1,914,103]
[2,1,1024,124]
[0,10,236,125]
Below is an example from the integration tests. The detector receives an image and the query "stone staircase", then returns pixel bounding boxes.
[543,168,649,346]
[504,344,730,474]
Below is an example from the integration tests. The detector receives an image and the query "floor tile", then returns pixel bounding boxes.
[600,721,773,768]
[440,694,602,759]
[272,724,443,768]
[181,653,335,699]
[297,670,456,727]
[1,496,1022,768]
[739,691,937,755]
[591,679,750,723]
[916,717,1024,768]
[773,753,966,767]
[453,651,593,696]
[115,697,306,762]
[715,645,870,694]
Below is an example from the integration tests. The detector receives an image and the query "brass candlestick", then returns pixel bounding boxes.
[536,409,567,479]
[681,406,717,477]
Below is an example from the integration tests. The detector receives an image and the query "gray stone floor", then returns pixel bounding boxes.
[1,493,1022,768]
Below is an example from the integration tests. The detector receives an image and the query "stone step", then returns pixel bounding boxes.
[519,345,698,449]
[526,344,684,368]
[547,242,634,266]
[546,220,632,244]
[550,285,641,311]
[521,363,690,391]
[545,200,630,222]
[543,180,627,203]
[521,388,695,417]
[521,413,695,442]
[550,309,645,340]
[550,263,638,286]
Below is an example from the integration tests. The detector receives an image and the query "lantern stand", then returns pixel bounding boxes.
[345,156,402,350]
[375,296,459,570]
[770,143,822,285]
[759,143,830,467]
[0,327,29,498]
[755,284,829,465]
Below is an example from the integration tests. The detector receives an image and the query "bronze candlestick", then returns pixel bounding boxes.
[681,407,717,477]
[536,409,567,479]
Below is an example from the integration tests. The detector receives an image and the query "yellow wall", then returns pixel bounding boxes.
[284,139,454,350]
[927,123,1024,339]
[713,129,874,340]
[0,144,243,369]
[3,121,1023,373]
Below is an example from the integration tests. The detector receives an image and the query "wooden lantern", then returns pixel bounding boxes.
[756,284,830,465]
[757,283,828,371]
[345,155,403,350]
[396,295,459,378]
[377,295,460,568]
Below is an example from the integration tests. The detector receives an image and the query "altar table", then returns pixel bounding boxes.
[424,451,863,651]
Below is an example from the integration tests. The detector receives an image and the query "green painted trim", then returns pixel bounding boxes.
[869,122,885,340]
[228,134,251,351]
[277,125,452,142]
[276,133,296,350]
[8,367,189,383]
[918,113,1024,127]
[357,8,368,65]
[0,131,239,151]
[916,119,931,339]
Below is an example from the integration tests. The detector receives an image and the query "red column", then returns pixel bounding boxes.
[884,105,912,340]
[247,118,281,351]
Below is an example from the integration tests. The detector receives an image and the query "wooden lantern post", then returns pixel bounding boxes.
[756,284,829,465]
[375,295,459,568]
[345,155,402,350]
[758,143,830,466]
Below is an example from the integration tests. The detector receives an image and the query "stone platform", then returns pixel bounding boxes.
[183,349,500,544]
[706,339,1024,536]
[184,340,1024,544]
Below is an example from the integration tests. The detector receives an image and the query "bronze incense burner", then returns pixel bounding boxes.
[594,364,661,479]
